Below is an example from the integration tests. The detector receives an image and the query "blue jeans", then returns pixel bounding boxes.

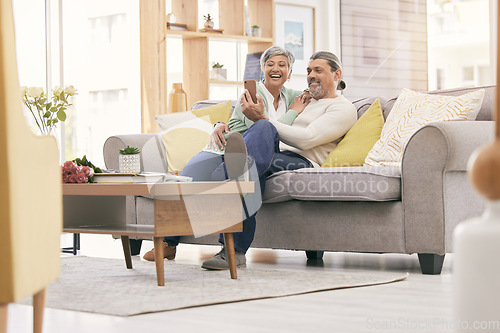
[164,119,312,253]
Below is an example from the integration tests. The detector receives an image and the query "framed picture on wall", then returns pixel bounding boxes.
[275,3,315,76]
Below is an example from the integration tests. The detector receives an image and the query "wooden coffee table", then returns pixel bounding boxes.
[62,181,254,286]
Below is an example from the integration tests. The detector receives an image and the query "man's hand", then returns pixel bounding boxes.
[290,95,310,114]
[208,122,230,150]
[241,90,267,122]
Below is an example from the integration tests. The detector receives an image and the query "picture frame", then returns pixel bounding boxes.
[275,3,315,76]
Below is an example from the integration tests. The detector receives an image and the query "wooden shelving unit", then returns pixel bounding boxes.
[140,0,274,133]
[169,0,275,108]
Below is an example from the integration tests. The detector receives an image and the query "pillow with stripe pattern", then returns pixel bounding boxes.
[364,88,485,167]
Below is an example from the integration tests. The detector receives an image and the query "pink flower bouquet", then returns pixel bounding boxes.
[62,161,94,183]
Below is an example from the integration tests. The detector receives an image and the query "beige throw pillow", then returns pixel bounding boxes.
[364,88,485,167]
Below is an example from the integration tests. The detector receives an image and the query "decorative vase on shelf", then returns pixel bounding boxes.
[453,140,500,332]
[168,83,187,113]
[203,14,214,29]
[251,26,261,37]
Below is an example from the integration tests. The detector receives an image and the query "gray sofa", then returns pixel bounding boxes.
[103,85,495,274]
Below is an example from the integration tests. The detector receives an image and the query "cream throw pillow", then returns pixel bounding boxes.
[365,88,485,167]
[159,101,232,173]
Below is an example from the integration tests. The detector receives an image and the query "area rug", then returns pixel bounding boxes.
[21,256,408,316]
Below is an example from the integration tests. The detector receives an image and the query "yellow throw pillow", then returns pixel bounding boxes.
[160,101,233,173]
[322,99,384,167]
[365,88,485,167]
[191,100,233,124]
[155,100,233,131]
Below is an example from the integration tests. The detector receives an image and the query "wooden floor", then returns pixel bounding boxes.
[6,234,457,333]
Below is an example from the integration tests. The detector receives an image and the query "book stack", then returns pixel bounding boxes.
[199,27,224,34]
[167,23,188,31]
[92,172,192,183]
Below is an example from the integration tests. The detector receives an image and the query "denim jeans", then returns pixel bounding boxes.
[164,119,312,253]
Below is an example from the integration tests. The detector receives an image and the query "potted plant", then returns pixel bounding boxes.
[251,25,261,37]
[119,146,141,174]
[203,14,214,29]
[211,62,227,80]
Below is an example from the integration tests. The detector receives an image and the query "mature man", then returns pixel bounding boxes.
[199,50,357,269]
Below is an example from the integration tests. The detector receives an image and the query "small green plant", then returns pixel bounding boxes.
[251,25,260,29]
[212,62,224,68]
[119,146,141,155]
[203,14,212,21]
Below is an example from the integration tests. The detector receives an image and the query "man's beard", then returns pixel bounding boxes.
[309,80,328,99]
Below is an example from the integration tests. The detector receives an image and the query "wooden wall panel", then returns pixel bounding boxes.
[340,0,428,101]
[140,0,166,133]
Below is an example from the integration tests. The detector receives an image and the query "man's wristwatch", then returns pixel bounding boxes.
[214,121,225,127]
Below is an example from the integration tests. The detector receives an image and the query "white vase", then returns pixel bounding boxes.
[453,200,500,332]
[251,27,261,37]
[210,68,227,80]
[204,19,214,29]
[119,154,141,174]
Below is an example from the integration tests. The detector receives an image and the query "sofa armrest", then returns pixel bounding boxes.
[401,120,494,254]
[403,121,495,172]
[103,134,168,173]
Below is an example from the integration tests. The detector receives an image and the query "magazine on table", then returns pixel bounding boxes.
[92,171,193,183]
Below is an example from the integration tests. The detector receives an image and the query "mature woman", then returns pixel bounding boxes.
[142,46,309,262]
[208,45,309,151]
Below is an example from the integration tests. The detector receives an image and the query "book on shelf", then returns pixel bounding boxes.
[199,27,224,34]
[92,172,193,184]
[166,23,188,31]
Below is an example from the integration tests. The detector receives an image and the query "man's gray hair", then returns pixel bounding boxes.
[260,46,295,75]
[309,51,346,90]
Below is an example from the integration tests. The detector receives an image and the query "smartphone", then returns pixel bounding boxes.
[244,80,257,104]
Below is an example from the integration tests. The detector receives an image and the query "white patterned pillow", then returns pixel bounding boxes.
[365,88,485,167]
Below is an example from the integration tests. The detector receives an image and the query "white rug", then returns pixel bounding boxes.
[21,256,408,316]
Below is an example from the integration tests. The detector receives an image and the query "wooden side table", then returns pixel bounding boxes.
[62,181,254,286]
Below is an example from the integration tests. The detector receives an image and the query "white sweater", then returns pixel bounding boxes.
[270,95,357,167]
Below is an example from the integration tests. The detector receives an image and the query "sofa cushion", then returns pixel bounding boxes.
[157,101,233,173]
[262,171,294,203]
[322,99,384,168]
[156,100,233,131]
[263,166,401,202]
[425,85,494,121]
[365,88,485,167]
[160,118,212,173]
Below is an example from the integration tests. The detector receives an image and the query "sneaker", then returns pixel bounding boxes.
[201,247,246,270]
[142,242,176,261]
[224,133,248,181]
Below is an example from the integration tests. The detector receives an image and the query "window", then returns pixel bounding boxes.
[13,0,47,131]
[62,0,141,167]
[427,0,492,90]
